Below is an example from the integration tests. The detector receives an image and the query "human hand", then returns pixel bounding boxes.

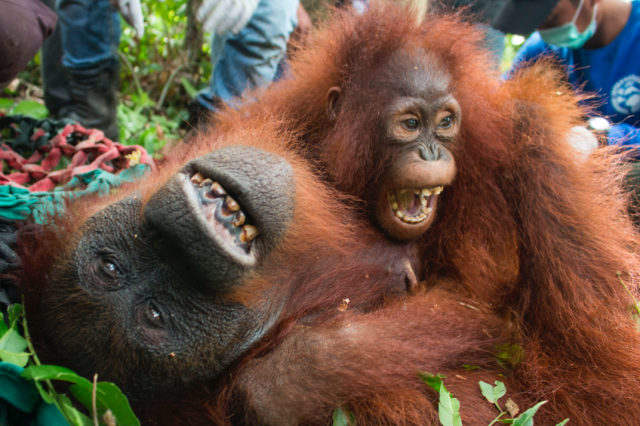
[197,0,261,35]
[113,0,144,37]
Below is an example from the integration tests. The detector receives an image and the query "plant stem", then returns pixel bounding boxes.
[117,50,144,97]
[22,299,77,425]
[488,411,506,426]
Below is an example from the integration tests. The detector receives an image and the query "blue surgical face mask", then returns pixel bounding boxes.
[538,0,598,49]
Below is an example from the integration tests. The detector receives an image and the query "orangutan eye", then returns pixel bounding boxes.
[100,258,123,278]
[402,118,419,131]
[143,301,165,328]
[438,115,453,129]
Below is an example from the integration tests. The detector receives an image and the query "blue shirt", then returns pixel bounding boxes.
[509,1,640,148]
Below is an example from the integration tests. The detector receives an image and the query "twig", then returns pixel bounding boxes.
[93,374,99,426]
[156,63,193,109]
[117,50,144,97]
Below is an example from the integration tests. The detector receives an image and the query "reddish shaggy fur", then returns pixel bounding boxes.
[17,3,640,425]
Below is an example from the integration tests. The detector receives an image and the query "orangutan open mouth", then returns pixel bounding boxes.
[190,172,259,254]
[387,187,443,224]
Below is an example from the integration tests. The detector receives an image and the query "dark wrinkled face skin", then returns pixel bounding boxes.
[331,49,460,240]
[39,146,295,401]
[375,50,460,240]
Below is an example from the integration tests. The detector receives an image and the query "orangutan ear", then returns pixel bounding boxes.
[326,87,343,121]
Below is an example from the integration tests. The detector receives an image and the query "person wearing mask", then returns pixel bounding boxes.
[492,0,640,147]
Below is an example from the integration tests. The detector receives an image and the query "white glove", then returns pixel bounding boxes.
[114,0,145,38]
[197,0,260,35]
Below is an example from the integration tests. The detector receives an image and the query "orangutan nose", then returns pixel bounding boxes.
[418,144,442,162]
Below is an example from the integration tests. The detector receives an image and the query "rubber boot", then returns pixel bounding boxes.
[58,64,120,141]
[40,0,71,118]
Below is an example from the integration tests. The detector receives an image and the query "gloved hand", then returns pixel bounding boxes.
[113,0,144,37]
[568,125,599,161]
[197,0,261,35]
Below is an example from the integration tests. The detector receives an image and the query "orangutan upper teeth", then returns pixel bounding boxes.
[388,186,443,224]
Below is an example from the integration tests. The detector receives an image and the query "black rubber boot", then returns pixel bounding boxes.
[40,0,71,118]
[58,64,120,141]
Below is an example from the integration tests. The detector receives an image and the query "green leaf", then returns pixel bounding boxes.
[463,365,480,371]
[512,401,547,426]
[555,419,569,426]
[12,101,48,119]
[0,348,29,367]
[0,98,14,109]
[57,394,94,426]
[180,77,199,98]
[332,406,355,426]
[479,380,506,404]
[0,328,28,353]
[140,128,157,154]
[21,365,94,390]
[419,372,447,392]
[438,383,462,426]
[96,382,140,426]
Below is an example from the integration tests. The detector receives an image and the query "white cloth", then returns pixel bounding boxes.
[197,0,261,35]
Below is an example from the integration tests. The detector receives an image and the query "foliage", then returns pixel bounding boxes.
[419,373,569,426]
[0,303,140,426]
[0,99,48,119]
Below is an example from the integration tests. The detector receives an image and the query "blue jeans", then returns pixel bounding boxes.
[195,0,299,110]
[56,0,120,69]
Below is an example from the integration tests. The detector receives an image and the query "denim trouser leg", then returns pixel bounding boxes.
[56,0,120,69]
[195,0,299,110]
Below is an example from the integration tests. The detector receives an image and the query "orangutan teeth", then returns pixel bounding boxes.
[241,225,259,242]
[191,172,205,185]
[388,186,444,225]
[233,211,246,227]
[210,182,227,197]
[224,196,241,213]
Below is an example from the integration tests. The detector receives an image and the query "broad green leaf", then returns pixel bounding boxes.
[0,98,14,109]
[12,101,48,119]
[58,394,94,426]
[512,401,547,426]
[555,419,569,426]
[479,380,506,404]
[180,77,199,98]
[438,383,462,426]
[33,378,55,404]
[0,328,28,353]
[0,317,9,336]
[21,365,94,390]
[96,382,140,426]
[0,348,29,367]
[419,372,446,392]
[332,406,355,426]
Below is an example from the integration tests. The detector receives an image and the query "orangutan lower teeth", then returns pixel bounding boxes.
[388,186,443,224]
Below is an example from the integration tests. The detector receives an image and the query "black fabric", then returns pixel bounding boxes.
[491,0,559,35]
[0,115,76,155]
